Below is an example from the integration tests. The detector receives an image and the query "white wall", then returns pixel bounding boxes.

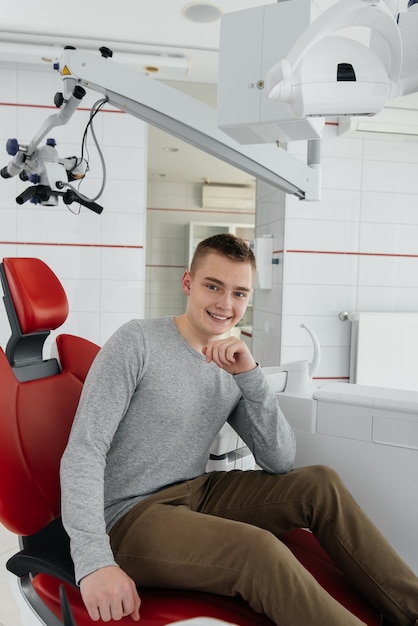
[252,124,418,381]
[0,61,147,351]
[251,183,285,366]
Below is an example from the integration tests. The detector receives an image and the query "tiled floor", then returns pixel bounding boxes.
[0,524,23,626]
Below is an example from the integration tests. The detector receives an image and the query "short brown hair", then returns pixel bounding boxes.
[190,233,256,275]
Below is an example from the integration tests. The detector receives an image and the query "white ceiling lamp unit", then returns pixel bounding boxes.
[201,184,256,210]
[219,0,418,149]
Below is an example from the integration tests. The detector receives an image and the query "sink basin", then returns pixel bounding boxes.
[262,367,287,393]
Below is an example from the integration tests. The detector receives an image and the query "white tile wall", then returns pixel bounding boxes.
[363,159,418,195]
[253,131,418,380]
[361,189,418,221]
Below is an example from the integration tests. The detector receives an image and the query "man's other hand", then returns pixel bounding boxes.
[80,565,141,622]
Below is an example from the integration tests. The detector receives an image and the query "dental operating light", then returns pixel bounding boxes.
[265,0,403,118]
[219,0,418,145]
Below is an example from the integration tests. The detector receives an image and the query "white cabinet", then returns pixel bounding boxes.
[188,222,254,266]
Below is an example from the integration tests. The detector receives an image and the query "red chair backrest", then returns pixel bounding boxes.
[0,257,100,536]
[0,335,99,535]
[3,257,69,334]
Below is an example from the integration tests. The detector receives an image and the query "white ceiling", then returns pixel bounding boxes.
[1,0,414,185]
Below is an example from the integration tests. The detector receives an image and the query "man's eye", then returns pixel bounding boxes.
[235,292,247,298]
[207,284,218,291]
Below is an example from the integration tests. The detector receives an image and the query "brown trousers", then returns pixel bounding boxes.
[110,465,418,626]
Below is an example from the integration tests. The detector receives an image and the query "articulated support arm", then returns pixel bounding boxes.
[58,47,319,200]
[1,46,320,210]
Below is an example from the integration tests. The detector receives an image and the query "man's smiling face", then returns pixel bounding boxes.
[181,252,253,344]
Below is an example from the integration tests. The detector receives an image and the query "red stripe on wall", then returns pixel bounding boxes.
[2,244,413,258]
[146,264,186,269]
[0,241,143,249]
[278,250,418,259]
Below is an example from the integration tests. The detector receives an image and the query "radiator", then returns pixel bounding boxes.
[349,312,418,391]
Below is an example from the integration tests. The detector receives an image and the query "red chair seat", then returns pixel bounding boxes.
[32,530,380,626]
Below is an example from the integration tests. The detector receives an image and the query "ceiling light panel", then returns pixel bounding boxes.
[181,3,222,23]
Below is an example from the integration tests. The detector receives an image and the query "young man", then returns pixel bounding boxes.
[61,234,418,626]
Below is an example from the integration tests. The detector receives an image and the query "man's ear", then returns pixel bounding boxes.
[181,271,192,295]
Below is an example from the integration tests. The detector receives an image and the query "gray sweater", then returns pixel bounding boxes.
[60,317,295,583]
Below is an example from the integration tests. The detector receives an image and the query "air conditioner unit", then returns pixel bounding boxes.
[338,106,418,141]
[201,185,256,210]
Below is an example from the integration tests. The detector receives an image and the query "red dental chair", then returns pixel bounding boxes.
[0,256,381,626]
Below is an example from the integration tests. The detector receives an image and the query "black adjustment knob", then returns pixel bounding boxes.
[54,92,64,108]
[99,47,113,59]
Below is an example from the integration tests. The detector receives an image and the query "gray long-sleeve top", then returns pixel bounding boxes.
[60,317,296,584]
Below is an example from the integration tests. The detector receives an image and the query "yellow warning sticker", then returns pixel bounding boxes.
[62,65,71,76]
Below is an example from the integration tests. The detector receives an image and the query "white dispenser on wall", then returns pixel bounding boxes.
[252,235,274,290]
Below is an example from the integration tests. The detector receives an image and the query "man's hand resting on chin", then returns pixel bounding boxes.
[202,337,257,375]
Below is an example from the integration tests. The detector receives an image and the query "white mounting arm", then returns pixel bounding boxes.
[0,46,320,205]
[57,48,318,200]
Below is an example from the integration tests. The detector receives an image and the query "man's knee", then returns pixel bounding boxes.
[297,464,347,501]
[307,464,342,485]
[231,525,295,574]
